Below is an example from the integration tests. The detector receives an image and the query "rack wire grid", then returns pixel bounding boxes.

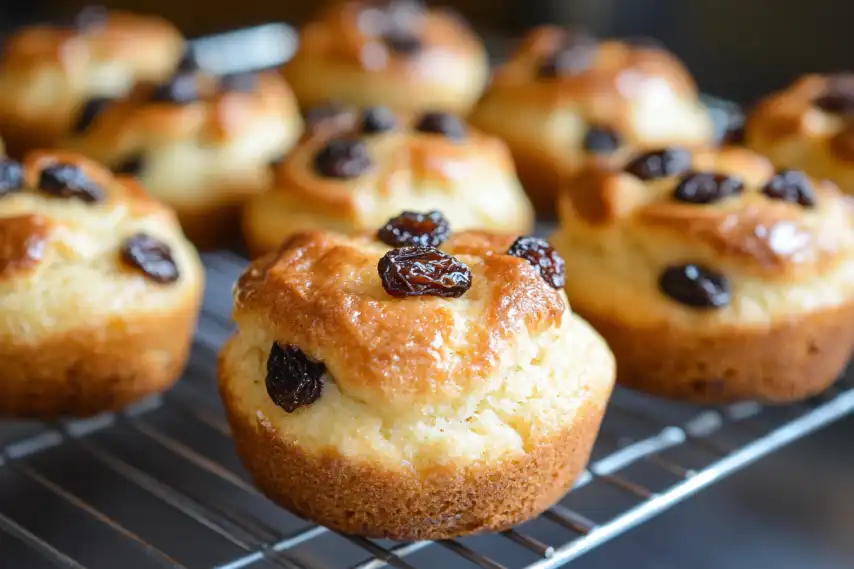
[1,246,853,569]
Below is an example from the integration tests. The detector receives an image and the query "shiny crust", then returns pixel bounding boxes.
[0,214,51,278]
[284,2,488,114]
[0,11,184,154]
[235,230,564,409]
[747,74,854,195]
[220,363,611,540]
[469,26,714,214]
[243,109,533,257]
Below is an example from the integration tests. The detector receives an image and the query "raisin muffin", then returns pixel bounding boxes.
[284,0,488,115]
[0,151,204,417]
[469,26,715,214]
[552,145,854,403]
[746,73,854,195]
[218,219,616,539]
[0,8,184,156]
[242,106,533,257]
[63,69,303,249]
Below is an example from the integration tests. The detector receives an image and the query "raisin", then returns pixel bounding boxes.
[537,31,597,78]
[658,263,731,309]
[38,163,104,203]
[762,169,815,207]
[360,106,397,134]
[414,112,466,140]
[120,233,180,283]
[0,159,24,198]
[673,172,744,204]
[150,73,198,104]
[265,343,325,413]
[313,139,373,179]
[814,74,854,115]
[383,30,422,55]
[219,72,258,94]
[582,125,621,154]
[624,147,692,180]
[72,97,112,134]
[507,236,566,289]
[114,154,145,177]
[377,210,450,248]
[378,246,472,298]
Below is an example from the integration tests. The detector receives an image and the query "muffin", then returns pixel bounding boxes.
[242,106,533,257]
[218,221,616,540]
[284,0,488,115]
[63,69,303,249]
[469,26,715,214]
[0,8,184,155]
[746,73,854,195]
[552,145,854,403]
[0,150,204,417]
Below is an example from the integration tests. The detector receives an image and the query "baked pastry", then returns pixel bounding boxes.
[63,69,303,249]
[552,145,854,403]
[0,8,184,155]
[284,1,488,115]
[242,106,534,257]
[0,150,204,417]
[746,73,854,195]
[469,26,715,214]
[218,221,615,539]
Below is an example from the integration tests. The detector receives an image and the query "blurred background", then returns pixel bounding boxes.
[4,0,854,104]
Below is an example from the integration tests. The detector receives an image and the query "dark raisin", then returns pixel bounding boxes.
[673,172,744,204]
[658,263,731,309]
[414,112,466,140]
[624,147,692,180]
[265,343,325,413]
[507,236,566,289]
[150,73,198,104]
[120,233,180,283]
[114,154,145,177]
[814,74,854,115]
[360,106,397,134]
[38,163,104,203]
[378,246,472,298]
[537,31,597,78]
[582,125,621,154]
[72,97,112,134]
[219,72,258,94]
[762,169,816,207]
[313,139,373,179]
[383,30,422,55]
[0,159,24,198]
[377,210,450,248]
[74,5,108,30]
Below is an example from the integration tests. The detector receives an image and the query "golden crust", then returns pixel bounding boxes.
[235,230,564,410]
[469,26,714,214]
[0,213,51,278]
[243,109,534,257]
[284,2,488,114]
[220,364,611,540]
[746,73,854,196]
[0,10,184,155]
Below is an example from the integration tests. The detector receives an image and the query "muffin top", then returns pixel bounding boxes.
[0,151,202,340]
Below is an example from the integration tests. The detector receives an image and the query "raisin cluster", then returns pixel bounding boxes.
[673,172,744,204]
[624,148,691,180]
[266,343,325,413]
[762,170,815,207]
[120,233,180,284]
[659,263,731,309]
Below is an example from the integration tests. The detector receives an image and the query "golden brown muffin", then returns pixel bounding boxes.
[552,145,854,403]
[0,9,184,155]
[242,106,534,258]
[0,150,204,417]
[469,26,715,215]
[746,73,854,196]
[63,70,303,250]
[284,1,488,115]
[218,226,615,540]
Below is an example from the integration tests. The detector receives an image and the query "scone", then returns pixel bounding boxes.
[469,26,715,214]
[218,220,615,539]
[63,69,303,249]
[0,8,184,155]
[746,73,854,195]
[284,0,488,115]
[0,150,204,417]
[242,106,534,257]
[552,145,854,403]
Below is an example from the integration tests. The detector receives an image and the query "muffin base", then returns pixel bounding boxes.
[574,301,854,403]
[220,375,612,540]
[513,148,562,219]
[0,307,198,418]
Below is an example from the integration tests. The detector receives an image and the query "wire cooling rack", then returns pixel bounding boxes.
[1,249,853,569]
